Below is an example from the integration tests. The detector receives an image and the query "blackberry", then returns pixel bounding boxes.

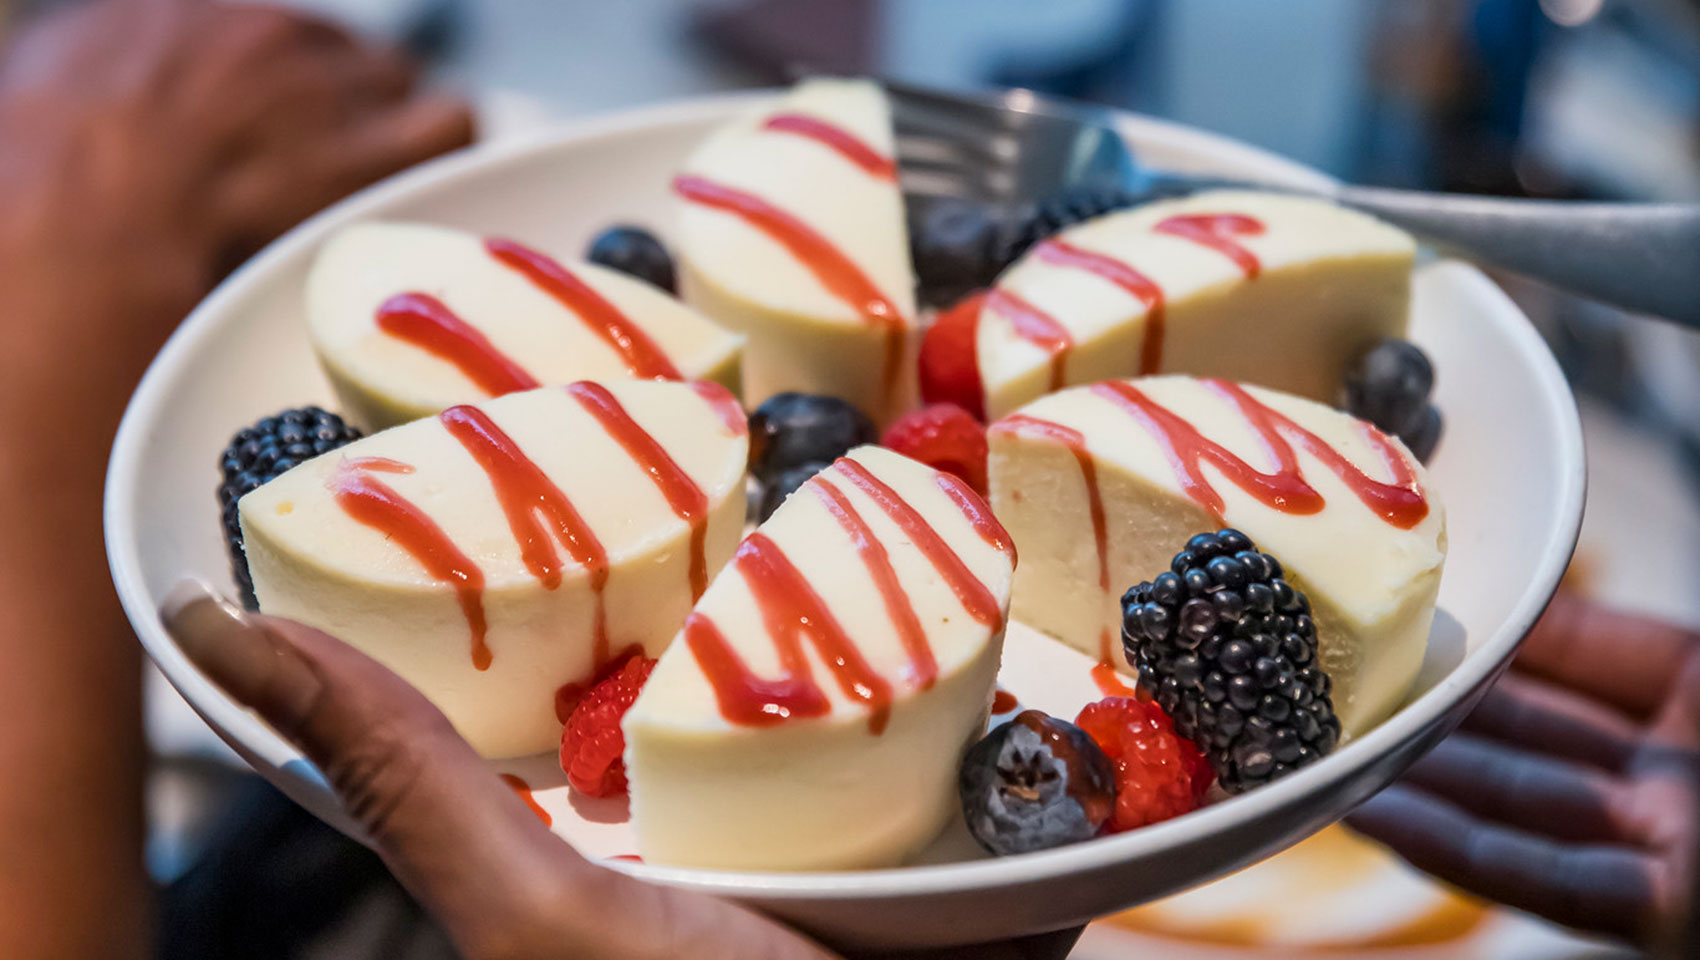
[994,184,1147,266]
[218,406,362,609]
[1121,529,1340,793]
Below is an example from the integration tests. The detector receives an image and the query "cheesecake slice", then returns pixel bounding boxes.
[624,446,1015,870]
[240,380,749,758]
[673,78,919,426]
[988,375,1444,734]
[308,222,743,430]
[977,191,1416,419]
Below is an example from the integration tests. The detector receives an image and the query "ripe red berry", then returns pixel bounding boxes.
[881,403,989,494]
[1075,696,1213,831]
[559,654,655,798]
[919,290,987,420]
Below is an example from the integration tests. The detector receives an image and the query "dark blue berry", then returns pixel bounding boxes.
[1343,338,1434,436]
[757,460,830,523]
[959,711,1115,856]
[747,393,877,487]
[586,225,676,293]
[1401,404,1443,464]
[908,196,1005,309]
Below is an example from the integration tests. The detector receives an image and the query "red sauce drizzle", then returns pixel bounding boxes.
[484,237,682,380]
[438,405,613,666]
[567,382,710,601]
[761,113,897,181]
[834,459,1004,630]
[332,465,491,670]
[340,456,414,474]
[1092,379,1428,528]
[991,688,1019,713]
[376,292,540,397]
[672,175,906,411]
[1153,213,1266,278]
[811,476,938,690]
[934,473,1015,563]
[1036,238,1167,375]
[985,288,1072,391]
[994,416,1109,595]
[1091,661,1143,699]
[689,380,748,436]
[684,533,891,732]
[500,773,552,826]
[608,854,644,862]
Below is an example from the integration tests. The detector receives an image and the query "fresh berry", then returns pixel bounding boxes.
[1401,403,1443,464]
[918,290,987,420]
[746,393,877,486]
[959,710,1116,855]
[909,196,1005,308]
[757,460,830,522]
[586,225,676,293]
[559,653,656,798]
[995,184,1143,266]
[1075,696,1211,830]
[218,407,362,609]
[1342,339,1434,435]
[881,403,989,494]
[1121,530,1341,794]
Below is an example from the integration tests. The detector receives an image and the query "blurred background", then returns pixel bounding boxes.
[20,0,1694,956]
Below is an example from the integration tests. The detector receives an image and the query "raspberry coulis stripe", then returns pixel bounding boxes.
[566,382,711,601]
[1153,213,1265,278]
[484,237,683,380]
[376,292,541,397]
[811,475,939,691]
[1035,238,1167,375]
[761,113,897,181]
[984,288,1072,392]
[686,532,892,732]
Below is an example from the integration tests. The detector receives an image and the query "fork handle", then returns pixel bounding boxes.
[1328,186,1700,328]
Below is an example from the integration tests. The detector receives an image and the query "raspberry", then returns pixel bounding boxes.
[918,290,987,420]
[559,654,655,798]
[1075,696,1212,831]
[880,403,989,494]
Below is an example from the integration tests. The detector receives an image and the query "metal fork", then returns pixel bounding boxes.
[886,79,1700,329]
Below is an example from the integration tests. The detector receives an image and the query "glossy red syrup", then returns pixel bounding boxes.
[332,464,491,670]
[761,113,897,180]
[1092,379,1428,528]
[438,404,613,666]
[1035,238,1167,375]
[567,382,711,601]
[689,380,748,436]
[934,473,1015,563]
[608,854,644,862]
[991,688,1019,713]
[375,292,540,397]
[811,476,938,690]
[500,773,552,826]
[994,416,1109,595]
[484,238,683,380]
[686,533,892,732]
[1153,213,1265,278]
[985,288,1072,391]
[1091,661,1143,699]
[672,175,906,410]
[835,459,1004,630]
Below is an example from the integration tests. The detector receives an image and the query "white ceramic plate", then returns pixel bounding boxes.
[105,92,1585,950]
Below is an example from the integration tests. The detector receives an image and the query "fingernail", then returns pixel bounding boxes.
[161,578,322,737]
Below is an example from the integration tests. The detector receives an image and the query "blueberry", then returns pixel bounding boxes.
[746,392,876,486]
[959,711,1115,856]
[755,460,830,523]
[1401,403,1443,464]
[909,196,1005,309]
[586,225,676,293]
[1343,338,1434,437]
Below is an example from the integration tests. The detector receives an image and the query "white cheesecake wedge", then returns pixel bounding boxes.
[624,446,1015,870]
[988,376,1444,734]
[240,380,750,757]
[978,191,1416,419]
[673,78,918,425]
[308,222,743,430]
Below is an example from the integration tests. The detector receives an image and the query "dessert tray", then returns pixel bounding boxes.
[105,86,1584,949]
